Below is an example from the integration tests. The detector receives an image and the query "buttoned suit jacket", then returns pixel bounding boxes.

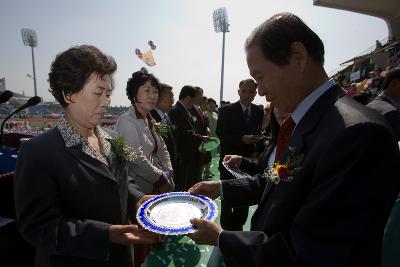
[216,101,264,160]
[150,109,179,164]
[14,127,144,267]
[219,86,400,267]
[168,101,203,162]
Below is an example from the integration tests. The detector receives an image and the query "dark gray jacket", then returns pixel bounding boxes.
[14,127,144,267]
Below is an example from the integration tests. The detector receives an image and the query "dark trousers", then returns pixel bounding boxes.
[219,164,249,231]
[171,156,181,190]
[176,157,201,191]
[220,202,249,231]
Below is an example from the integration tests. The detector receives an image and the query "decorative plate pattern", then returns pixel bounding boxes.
[136,192,218,235]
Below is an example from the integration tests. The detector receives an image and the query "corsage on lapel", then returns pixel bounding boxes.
[111,135,137,162]
[154,120,169,139]
[264,146,304,184]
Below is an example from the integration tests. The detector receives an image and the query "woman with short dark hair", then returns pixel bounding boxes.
[115,67,174,266]
[115,67,174,195]
[14,45,158,267]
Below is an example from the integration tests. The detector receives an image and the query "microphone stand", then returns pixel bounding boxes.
[0,90,14,104]
[0,96,41,148]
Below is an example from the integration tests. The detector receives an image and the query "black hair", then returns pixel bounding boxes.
[239,79,257,89]
[245,12,325,66]
[48,45,117,107]
[158,82,173,98]
[126,67,160,104]
[207,98,217,105]
[178,85,197,100]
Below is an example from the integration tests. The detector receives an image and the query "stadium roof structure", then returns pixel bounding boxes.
[339,39,400,65]
[314,0,400,39]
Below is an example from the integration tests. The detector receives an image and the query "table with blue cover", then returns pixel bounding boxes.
[0,147,34,264]
[0,148,17,173]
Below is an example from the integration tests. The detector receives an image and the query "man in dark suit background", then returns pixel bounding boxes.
[150,83,180,182]
[169,85,209,190]
[367,68,400,267]
[190,87,211,179]
[367,68,400,140]
[216,79,264,231]
[190,87,207,138]
[188,12,400,267]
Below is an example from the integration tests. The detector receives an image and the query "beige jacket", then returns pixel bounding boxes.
[115,106,172,194]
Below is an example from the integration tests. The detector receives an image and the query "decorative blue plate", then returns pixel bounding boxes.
[136,192,218,235]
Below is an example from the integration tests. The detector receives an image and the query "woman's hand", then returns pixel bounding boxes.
[135,195,155,211]
[109,224,160,245]
[154,171,174,193]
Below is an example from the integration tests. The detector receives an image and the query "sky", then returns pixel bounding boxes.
[0,0,389,106]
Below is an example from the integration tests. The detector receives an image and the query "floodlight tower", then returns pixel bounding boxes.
[213,7,229,104]
[21,28,38,97]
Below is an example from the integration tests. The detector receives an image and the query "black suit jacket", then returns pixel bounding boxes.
[168,101,203,161]
[217,101,264,159]
[14,128,144,267]
[367,95,400,141]
[190,106,208,136]
[150,109,179,163]
[219,86,400,267]
[239,140,275,177]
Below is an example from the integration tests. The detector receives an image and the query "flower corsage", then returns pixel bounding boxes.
[154,121,169,139]
[111,135,137,162]
[264,147,304,184]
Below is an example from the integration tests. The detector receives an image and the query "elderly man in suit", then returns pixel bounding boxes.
[216,79,264,231]
[367,68,400,140]
[188,13,400,267]
[190,87,211,179]
[150,83,180,185]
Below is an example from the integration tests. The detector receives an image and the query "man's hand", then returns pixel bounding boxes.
[109,224,160,245]
[223,155,242,168]
[188,181,220,200]
[187,218,222,246]
[242,134,256,144]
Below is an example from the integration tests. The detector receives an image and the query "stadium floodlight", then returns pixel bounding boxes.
[212,7,229,105]
[21,28,38,47]
[21,28,38,96]
[213,7,229,33]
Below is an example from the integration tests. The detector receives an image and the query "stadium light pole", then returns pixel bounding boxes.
[21,28,38,97]
[213,7,229,105]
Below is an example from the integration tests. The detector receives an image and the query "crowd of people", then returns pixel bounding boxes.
[12,11,400,267]
[336,38,400,105]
